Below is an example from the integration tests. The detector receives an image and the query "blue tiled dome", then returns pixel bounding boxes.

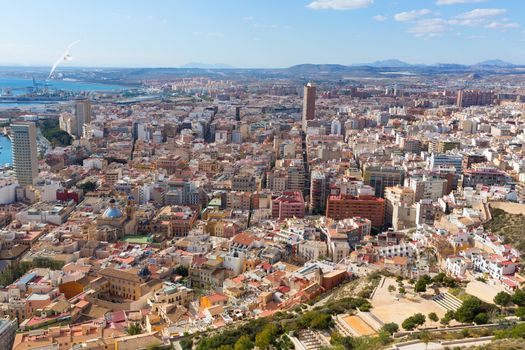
[103,206,123,219]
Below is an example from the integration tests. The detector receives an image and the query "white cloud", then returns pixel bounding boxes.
[455,8,507,19]
[407,18,448,37]
[373,15,387,21]
[448,18,485,26]
[447,8,510,27]
[243,16,254,21]
[394,9,431,22]
[306,0,373,10]
[436,0,487,5]
[484,21,520,29]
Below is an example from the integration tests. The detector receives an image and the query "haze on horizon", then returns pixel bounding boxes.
[0,0,524,68]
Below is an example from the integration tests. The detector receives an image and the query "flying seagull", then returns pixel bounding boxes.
[48,40,80,79]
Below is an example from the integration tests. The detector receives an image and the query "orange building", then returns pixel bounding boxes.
[326,195,385,229]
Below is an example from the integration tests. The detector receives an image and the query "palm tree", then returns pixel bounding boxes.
[420,331,431,350]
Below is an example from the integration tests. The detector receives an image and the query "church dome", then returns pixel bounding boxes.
[102,200,123,219]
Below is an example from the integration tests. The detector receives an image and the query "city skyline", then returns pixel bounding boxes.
[1,0,524,68]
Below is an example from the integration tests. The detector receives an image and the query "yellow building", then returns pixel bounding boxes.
[97,267,160,302]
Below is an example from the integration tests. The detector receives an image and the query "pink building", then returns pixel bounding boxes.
[271,191,305,220]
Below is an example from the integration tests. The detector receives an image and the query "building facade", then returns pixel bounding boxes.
[11,122,38,186]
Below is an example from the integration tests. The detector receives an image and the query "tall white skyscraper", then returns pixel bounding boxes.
[11,122,38,186]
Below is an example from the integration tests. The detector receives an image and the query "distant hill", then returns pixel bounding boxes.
[365,59,413,68]
[179,62,235,69]
[475,59,515,68]
[287,64,351,72]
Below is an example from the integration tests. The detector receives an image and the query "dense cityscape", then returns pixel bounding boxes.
[2,1,525,350]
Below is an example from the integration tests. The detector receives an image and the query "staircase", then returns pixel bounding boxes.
[296,329,330,350]
[432,293,462,311]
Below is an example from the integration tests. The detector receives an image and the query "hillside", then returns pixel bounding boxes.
[485,204,525,252]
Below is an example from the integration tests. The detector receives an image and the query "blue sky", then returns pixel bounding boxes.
[0,0,524,68]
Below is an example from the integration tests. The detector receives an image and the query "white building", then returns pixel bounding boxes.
[408,175,447,202]
[445,256,469,279]
[472,253,517,280]
[377,242,416,259]
[330,119,342,135]
[0,177,18,204]
[429,154,463,173]
[83,157,104,170]
[298,240,328,261]
[40,180,61,202]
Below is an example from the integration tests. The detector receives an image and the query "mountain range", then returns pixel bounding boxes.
[177,58,518,70]
[179,62,235,69]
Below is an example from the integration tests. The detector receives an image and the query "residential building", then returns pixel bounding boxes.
[11,122,38,186]
[271,191,305,220]
[326,194,385,229]
[362,165,405,198]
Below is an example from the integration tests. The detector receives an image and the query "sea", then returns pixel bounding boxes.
[0,135,12,166]
[0,78,128,109]
[0,78,127,95]
[0,77,128,162]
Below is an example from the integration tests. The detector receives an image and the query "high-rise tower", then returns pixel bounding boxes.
[74,98,92,138]
[302,83,316,131]
[11,122,38,186]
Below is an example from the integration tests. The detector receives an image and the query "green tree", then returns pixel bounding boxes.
[428,312,439,323]
[455,297,482,323]
[473,312,489,325]
[78,181,97,192]
[442,276,457,288]
[381,322,399,335]
[412,313,426,326]
[420,275,432,285]
[515,306,525,319]
[40,120,73,146]
[398,286,406,294]
[494,323,525,339]
[494,291,512,307]
[414,279,427,293]
[310,313,333,330]
[174,265,189,277]
[127,322,142,335]
[420,331,431,350]
[388,285,396,293]
[402,317,417,331]
[179,338,193,350]
[440,310,454,326]
[402,313,425,331]
[432,273,446,284]
[255,323,278,350]
[234,335,254,350]
[512,289,525,307]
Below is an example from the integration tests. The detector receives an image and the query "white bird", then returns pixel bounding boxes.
[48,40,80,79]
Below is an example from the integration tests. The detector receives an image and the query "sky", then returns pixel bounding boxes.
[0,0,524,68]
